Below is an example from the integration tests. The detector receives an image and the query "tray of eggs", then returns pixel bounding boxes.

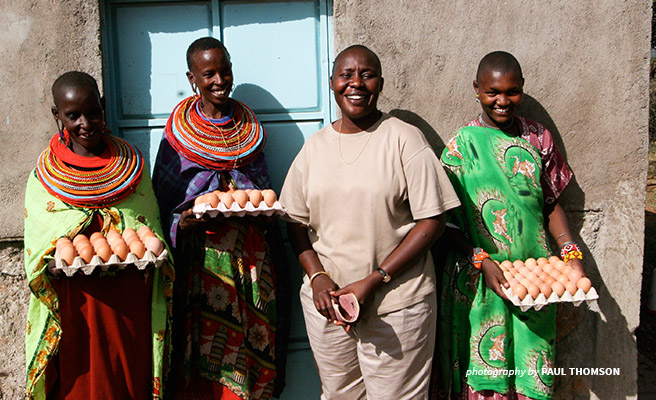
[498,256,598,311]
[192,189,284,218]
[53,226,167,276]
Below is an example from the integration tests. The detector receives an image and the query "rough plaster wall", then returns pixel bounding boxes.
[334,1,650,399]
[0,0,102,397]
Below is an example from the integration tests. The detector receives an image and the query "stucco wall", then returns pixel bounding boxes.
[0,0,102,398]
[333,1,650,399]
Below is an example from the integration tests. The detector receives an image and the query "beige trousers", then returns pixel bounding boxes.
[300,281,437,400]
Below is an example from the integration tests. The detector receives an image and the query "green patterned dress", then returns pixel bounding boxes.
[439,118,572,400]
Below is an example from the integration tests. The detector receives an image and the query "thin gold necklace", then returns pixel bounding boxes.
[199,102,241,168]
[337,118,374,165]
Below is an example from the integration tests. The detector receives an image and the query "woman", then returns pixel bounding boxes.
[24,71,174,399]
[437,51,584,400]
[280,45,461,400]
[152,37,289,400]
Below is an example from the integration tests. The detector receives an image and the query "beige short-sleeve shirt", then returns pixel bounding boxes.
[280,114,460,314]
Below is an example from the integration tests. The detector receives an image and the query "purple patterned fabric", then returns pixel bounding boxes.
[152,136,271,247]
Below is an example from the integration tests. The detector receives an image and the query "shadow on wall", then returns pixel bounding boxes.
[388,109,446,153]
[522,95,636,399]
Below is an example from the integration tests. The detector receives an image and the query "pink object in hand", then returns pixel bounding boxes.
[332,293,360,323]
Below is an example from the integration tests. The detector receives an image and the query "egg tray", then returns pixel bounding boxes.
[502,285,599,312]
[192,201,285,218]
[53,249,168,277]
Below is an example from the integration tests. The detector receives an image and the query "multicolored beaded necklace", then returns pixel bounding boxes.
[164,95,265,171]
[36,130,143,208]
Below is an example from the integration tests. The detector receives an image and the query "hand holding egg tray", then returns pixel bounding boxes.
[498,256,598,312]
[192,189,285,218]
[53,226,167,277]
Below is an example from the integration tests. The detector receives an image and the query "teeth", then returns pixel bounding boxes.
[346,95,365,100]
[495,108,510,113]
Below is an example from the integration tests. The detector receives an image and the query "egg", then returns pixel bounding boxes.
[542,264,553,274]
[249,190,263,207]
[539,283,553,297]
[576,277,592,293]
[122,228,138,241]
[524,272,538,282]
[106,229,122,245]
[507,278,519,287]
[58,245,76,265]
[512,284,528,300]
[532,266,543,275]
[519,278,532,288]
[548,255,561,265]
[94,243,112,262]
[525,258,537,269]
[565,281,579,295]
[138,226,155,241]
[89,232,105,245]
[73,234,90,248]
[503,271,514,281]
[561,265,573,276]
[128,240,146,258]
[518,266,530,276]
[77,244,94,264]
[219,192,235,208]
[551,281,566,296]
[549,269,562,280]
[262,189,277,207]
[538,272,550,282]
[557,274,570,285]
[537,257,548,266]
[144,236,164,256]
[554,260,567,271]
[543,276,557,285]
[512,260,525,270]
[527,284,540,299]
[233,190,249,208]
[500,260,513,271]
[567,269,583,283]
[205,193,220,208]
[110,238,129,261]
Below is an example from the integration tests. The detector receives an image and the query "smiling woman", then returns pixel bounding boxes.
[280,45,461,399]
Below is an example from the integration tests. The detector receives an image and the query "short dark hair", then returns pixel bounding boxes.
[186,36,230,69]
[332,44,382,76]
[476,51,523,82]
[51,71,101,107]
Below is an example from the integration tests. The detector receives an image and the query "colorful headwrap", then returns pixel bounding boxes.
[164,95,266,170]
[36,130,143,208]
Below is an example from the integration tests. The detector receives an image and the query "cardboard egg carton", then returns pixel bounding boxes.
[192,201,285,218]
[502,285,598,312]
[53,249,168,277]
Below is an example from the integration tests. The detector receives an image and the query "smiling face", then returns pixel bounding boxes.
[474,69,524,128]
[52,85,106,157]
[187,47,233,119]
[330,46,384,131]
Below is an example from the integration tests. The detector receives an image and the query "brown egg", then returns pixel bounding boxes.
[539,283,553,297]
[507,278,519,287]
[206,193,220,208]
[567,269,583,283]
[138,226,155,241]
[128,240,146,258]
[503,271,514,281]
[122,228,138,242]
[532,265,543,275]
[233,190,249,208]
[262,189,277,207]
[561,265,573,276]
[500,260,513,271]
[513,260,525,270]
[77,244,94,264]
[527,284,540,299]
[219,192,235,208]
[576,277,592,293]
[543,276,557,285]
[525,258,537,269]
[144,236,164,256]
[524,272,538,282]
[549,269,562,280]
[520,278,532,288]
[565,281,579,295]
[557,274,570,285]
[94,243,112,262]
[551,281,566,296]
[538,272,550,282]
[56,237,72,248]
[72,234,90,247]
[554,260,567,271]
[249,190,263,207]
[58,245,76,265]
[542,264,553,274]
[512,284,528,300]
[89,232,105,245]
[106,229,122,245]
[537,257,548,267]
[548,255,561,265]
[110,238,129,261]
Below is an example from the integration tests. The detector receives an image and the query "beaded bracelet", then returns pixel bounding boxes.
[470,247,490,269]
[560,241,583,263]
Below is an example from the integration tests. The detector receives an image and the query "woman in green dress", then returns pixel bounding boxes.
[438,51,585,400]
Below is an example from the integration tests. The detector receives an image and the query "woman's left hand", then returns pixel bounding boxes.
[566,257,585,276]
[331,275,377,309]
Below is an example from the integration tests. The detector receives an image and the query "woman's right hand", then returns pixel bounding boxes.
[178,208,224,231]
[481,258,509,300]
[312,274,339,321]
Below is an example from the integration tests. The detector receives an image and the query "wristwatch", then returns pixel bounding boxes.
[377,268,391,283]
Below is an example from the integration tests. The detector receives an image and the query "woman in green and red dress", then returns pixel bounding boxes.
[437,52,585,400]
